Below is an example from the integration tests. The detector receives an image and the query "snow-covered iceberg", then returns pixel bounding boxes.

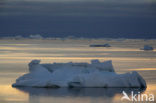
[12,60,146,88]
[140,45,154,51]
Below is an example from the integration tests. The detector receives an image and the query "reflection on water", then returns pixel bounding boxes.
[13,87,145,103]
[2,84,156,103]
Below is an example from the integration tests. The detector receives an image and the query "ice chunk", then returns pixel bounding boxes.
[28,60,41,72]
[90,43,111,47]
[12,59,146,88]
[91,60,114,72]
[140,45,154,51]
[91,59,100,64]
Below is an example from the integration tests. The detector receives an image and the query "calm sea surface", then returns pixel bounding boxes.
[0,38,156,103]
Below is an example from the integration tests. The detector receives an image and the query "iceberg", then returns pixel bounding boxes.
[90,43,111,47]
[140,45,154,51]
[29,34,43,39]
[12,59,146,88]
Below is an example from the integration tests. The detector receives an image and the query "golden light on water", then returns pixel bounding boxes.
[0,85,28,102]
[112,94,123,103]
[146,84,156,92]
[0,39,156,103]
[0,56,156,60]
[0,46,150,52]
[128,68,156,71]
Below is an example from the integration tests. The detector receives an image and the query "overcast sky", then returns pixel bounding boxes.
[0,0,156,38]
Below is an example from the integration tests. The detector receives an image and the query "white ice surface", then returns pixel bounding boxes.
[12,59,146,88]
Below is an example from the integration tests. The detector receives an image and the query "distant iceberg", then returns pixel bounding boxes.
[29,34,43,39]
[90,43,111,47]
[140,45,154,51]
[12,60,146,88]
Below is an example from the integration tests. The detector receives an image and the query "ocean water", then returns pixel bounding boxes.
[0,38,156,103]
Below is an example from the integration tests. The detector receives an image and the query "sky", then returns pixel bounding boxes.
[0,0,156,38]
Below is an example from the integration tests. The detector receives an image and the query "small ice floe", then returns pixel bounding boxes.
[90,43,111,47]
[12,59,146,88]
[140,45,154,51]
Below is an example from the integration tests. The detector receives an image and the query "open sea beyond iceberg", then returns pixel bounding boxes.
[0,38,156,103]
